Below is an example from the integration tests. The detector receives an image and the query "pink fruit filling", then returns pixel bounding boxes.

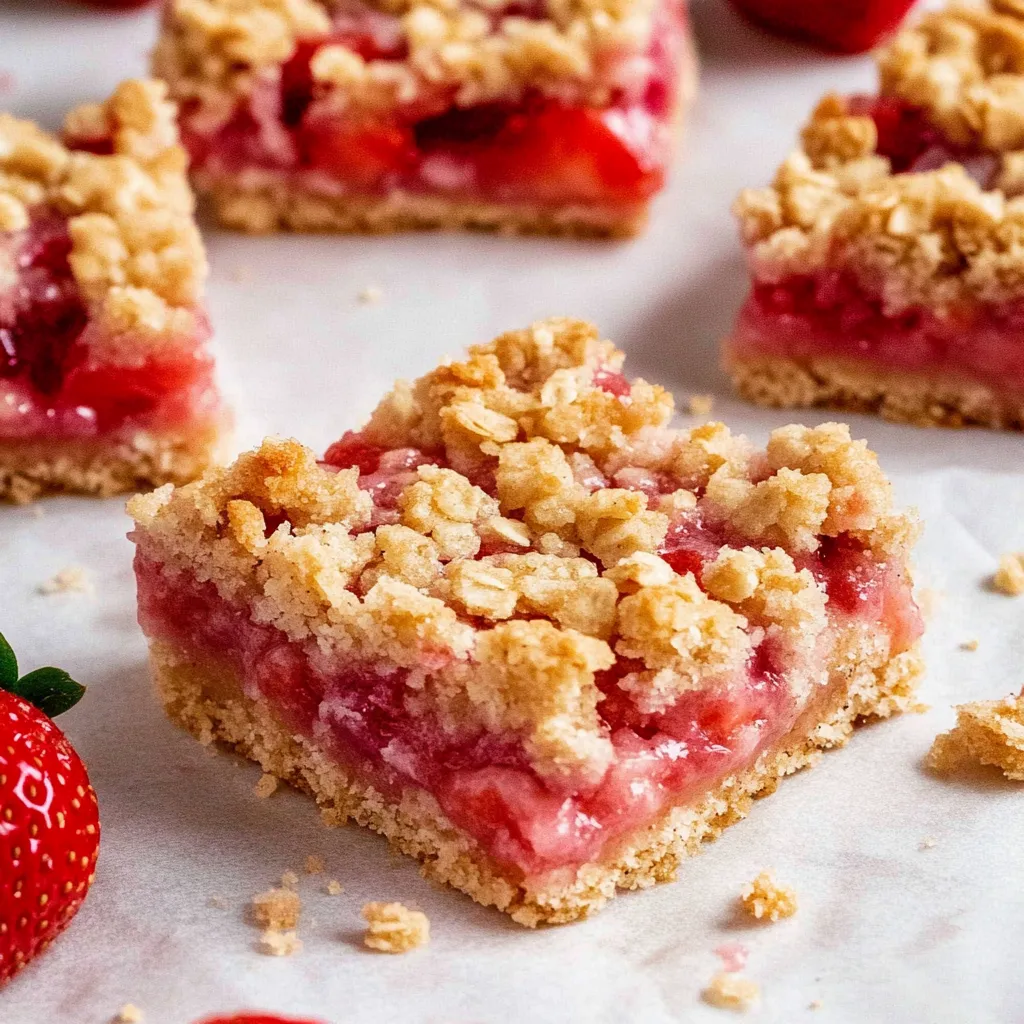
[136,425,921,880]
[0,214,217,441]
[729,269,1024,398]
[181,0,689,210]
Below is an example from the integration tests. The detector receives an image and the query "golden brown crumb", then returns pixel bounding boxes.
[929,691,1024,781]
[702,972,761,1012]
[687,394,714,416]
[326,879,344,896]
[38,566,92,595]
[304,854,325,874]
[959,639,979,652]
[259,929,302,957]
[113,1006,144,1024]
[361,901,430,953]
[254,772,278,798]
[993,554,1024,596]
[358,286,383,305]
[281,869,299,889]
[739,870,798,922]
[252,887,301,930]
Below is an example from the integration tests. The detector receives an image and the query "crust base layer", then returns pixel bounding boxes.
[0,428,223,503]
[150,635,923,926]
[727,353,1024,430]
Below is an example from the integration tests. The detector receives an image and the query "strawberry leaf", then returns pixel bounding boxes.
[12,667,86,718]
[0,631,17,690]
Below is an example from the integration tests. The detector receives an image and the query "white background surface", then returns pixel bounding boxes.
[2,2,1023,1021]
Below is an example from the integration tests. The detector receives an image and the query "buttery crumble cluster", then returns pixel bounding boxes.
[0,79,206,363]
[153,0,664,122]
[129,319,914,782]
[929,690,1024,780]
[735,1,1024,314]
[739,870,798,922]
[361,901,431,953]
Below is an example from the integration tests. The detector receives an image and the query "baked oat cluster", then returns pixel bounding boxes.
[130,318,913,782]
[2,79,206,362]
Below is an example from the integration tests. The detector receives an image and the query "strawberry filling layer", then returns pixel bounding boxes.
[182,0,688,211]
[0,215,217,440]
[136,426,920,880]
[729,269,1024,397]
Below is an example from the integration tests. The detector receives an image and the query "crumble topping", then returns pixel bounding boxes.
[259,928,303,955]
[0,79,206,362]
[252,886,301,930]
[254,771,279,797]
[739,869,798,922]
[702,972,761,1012]
[130,319,916,781]
[362,901,430,952]
[38,566,93,595]
[928,690,1024,780]
[305,854,325,873]
[113,1006,144,1024]
[155,0,666,120]
[993,552,1024,594]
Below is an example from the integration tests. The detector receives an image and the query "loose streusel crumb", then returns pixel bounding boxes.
[809,1000,823,1011]
[993,553,1024,596]
[281,869,300,889]
[960,639,979,652]
[259,928,302,957]
[326,879,345,896]
[919,836,937,850]
[38,566,92,595]
[252,886,301,930]
[254,772,279,798]
[304,854,325,874]
[362,901,430,953]
[702,972,761,1012]
[113,1006,144,1024]
[929,691,1024,781]
[358,286,384,305]
[740,870,798,922]
[688,394,714,416]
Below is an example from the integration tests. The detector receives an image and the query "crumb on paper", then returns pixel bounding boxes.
[918,836,937,850]
[259,928,302,957]
[327,879,344,896]
[928,690,1024,781]
[713,942,748,973]
[362,901,430,953]
[31,506,44,519]
[254,772,278,798]
[304,854,325,875]
[915,586,942,621]
[993,553,1024,595]
[281,869,300,889]
[113,1006,143,1024]
[701,973,760,1012]
[740,870,797,922]
[206,894,227,910]
[252,887,301,931]
[358,285,384,304]
[959,639,979,652]
[38,566,92,595]
[687,394,714,416]
[809,1000,823,1011]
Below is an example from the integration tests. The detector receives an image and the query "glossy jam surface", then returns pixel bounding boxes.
[183,0,688,209]
[136,426,920,878]
[731,269,1024,393]
[0,216,216,439]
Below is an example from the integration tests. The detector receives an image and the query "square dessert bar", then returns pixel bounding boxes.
[153,0,696,237]
[130,318,924,925]
[728,0,1024,430]
[0,80,224,502]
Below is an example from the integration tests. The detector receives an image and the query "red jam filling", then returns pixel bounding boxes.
[0,216,216,440]
[195,1016,328,1024]
[136,425,921,879]
[182,0,688,209]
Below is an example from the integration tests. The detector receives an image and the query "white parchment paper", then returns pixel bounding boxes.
[2,2,1022,1021]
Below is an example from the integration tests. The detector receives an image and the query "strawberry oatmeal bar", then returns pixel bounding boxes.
[0,79,223,502]
[728,1,1024,429]
[129,318,923,925]
[152,0,696,237]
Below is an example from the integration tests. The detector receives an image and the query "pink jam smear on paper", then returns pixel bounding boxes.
[136,393,921,881]
[714,943,749,973]
[180,0,689,210]
[0,214,217,440]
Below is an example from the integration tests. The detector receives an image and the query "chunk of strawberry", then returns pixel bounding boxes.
[729,0,918,54]
[300,114,415,189]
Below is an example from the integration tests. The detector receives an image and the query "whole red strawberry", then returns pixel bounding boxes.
[729,0,918,54]
[0,632,98,986]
